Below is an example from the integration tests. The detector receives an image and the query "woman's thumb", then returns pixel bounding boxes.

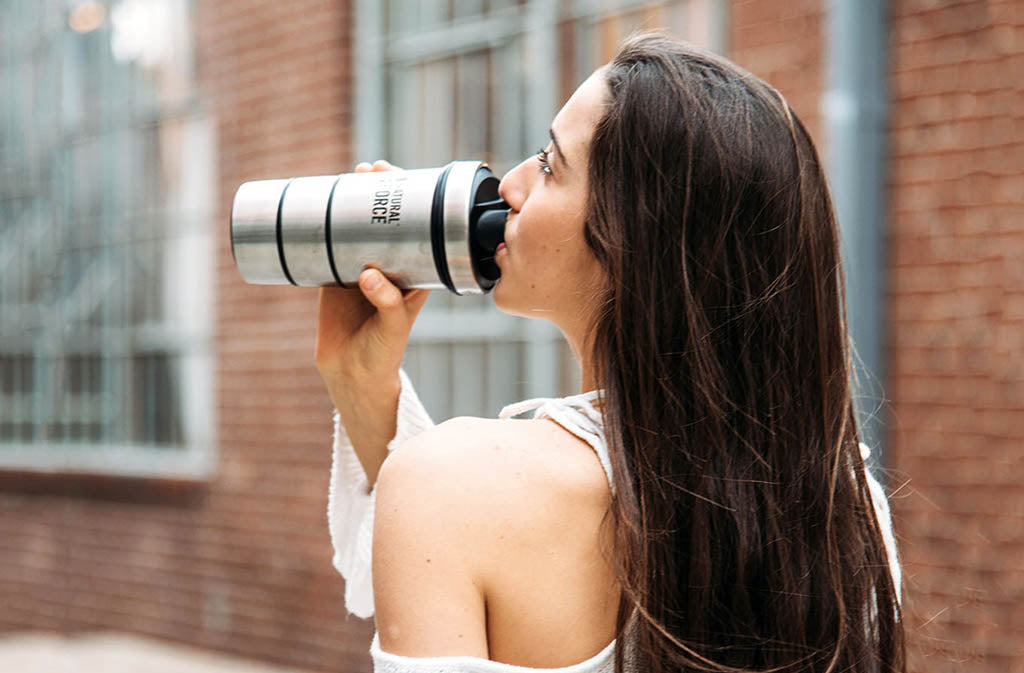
[358,269,408,337]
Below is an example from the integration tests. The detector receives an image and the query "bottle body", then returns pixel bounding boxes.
[230,160,508,295]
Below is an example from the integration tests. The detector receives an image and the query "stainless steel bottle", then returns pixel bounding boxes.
[230,160,509,294]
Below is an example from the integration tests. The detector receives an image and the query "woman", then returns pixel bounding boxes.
[316,32,905,673]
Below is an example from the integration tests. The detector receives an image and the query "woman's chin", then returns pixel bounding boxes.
[490,277,518,316]
[491,276,507,305]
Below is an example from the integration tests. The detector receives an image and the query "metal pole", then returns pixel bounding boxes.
[823,0,889,461]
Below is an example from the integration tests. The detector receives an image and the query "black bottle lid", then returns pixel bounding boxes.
[468,169,508,290]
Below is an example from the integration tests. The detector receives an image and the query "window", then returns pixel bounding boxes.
[0,0,215,477]
[354,0,726,420]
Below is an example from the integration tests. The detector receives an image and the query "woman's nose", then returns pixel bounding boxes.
[497,158,530,212]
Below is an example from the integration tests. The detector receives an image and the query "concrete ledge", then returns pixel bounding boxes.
[0,632,316,673]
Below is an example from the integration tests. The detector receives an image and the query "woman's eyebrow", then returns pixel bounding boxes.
[549,127,570,170]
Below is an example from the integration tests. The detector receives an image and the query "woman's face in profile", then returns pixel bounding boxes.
[494,68,609,330]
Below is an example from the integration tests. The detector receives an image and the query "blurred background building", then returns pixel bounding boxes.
[0,0,1020,671]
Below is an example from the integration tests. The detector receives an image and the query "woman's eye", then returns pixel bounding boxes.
[535,147,552,177]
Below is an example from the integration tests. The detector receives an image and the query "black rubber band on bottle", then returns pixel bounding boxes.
[324,174,346,288]
[430,162,458,294]
[276,178,297,286]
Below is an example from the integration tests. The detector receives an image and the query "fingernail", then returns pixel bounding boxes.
[363,271,381,290]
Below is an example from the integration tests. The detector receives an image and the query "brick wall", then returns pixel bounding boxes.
[729,0,826,142]
[0,1,373,671]
[885,1,1023,670]
[204,0,374,669]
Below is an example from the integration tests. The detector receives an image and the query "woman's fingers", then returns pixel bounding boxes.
[357,268,416,340]
[354,159,404,173]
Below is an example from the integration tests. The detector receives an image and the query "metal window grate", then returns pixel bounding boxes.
[0,0,214,478]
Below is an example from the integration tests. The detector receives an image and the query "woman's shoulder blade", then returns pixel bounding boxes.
[432,416,611,502]
[387,415,609,536]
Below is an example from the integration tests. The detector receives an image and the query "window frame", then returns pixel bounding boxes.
[353,0,727,418]
[0,0,216,480]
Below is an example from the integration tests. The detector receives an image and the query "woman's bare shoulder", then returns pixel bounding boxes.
[430,415,610,500]
[376,416,619,663]
[385,415,610,523]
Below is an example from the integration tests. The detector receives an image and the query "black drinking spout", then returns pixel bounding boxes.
[471,198,508,252]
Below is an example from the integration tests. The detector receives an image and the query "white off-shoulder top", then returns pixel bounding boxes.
[327,368,902,672]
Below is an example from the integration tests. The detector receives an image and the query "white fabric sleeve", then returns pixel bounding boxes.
[860,442,903,607]
[327,367,435,619]
[371,632,620,673]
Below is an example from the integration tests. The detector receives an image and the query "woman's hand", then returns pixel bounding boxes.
[315,159,432,487]
[314,160,432,404]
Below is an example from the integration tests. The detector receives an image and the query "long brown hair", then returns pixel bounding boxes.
[583,33,905,673]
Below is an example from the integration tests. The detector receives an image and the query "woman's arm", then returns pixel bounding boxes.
[333,372,403,492]
[313,160,433,618]
[327,367,435,619]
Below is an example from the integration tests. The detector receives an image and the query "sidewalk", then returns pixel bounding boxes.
[0,632,317,673]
